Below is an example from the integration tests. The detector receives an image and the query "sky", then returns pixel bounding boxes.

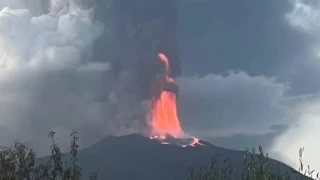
[0,0,320,172]
[177,0,320,171]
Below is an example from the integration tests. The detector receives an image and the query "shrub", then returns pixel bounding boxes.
[0,130,96,180]
[188,146,316,180]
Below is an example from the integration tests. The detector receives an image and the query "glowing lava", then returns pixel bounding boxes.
[150,53,182,138]
[150,91,182,137]
[148,53,204,147]
[182,137,202,148]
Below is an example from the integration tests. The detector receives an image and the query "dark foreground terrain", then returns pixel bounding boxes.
[37,134,310,180]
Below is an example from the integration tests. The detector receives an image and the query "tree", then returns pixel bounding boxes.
[0,130,96,180]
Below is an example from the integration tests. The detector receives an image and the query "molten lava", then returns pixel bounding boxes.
[149,53,203,147]
[150,53,182,138]
[151,90,182,137]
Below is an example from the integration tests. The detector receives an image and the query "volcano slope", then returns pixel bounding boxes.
[37,133,308,180]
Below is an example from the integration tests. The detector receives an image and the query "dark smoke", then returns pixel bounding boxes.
[0,0,181,155]
[95,0,181,100]
[44,0,181,100]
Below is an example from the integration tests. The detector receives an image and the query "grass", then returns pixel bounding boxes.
[0,131,317,180]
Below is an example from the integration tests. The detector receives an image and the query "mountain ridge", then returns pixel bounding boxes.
[37,133,310,180]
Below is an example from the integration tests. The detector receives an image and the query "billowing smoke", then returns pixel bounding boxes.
[270,0,320,171]
[109,0,180,100]
[0,0,148,156]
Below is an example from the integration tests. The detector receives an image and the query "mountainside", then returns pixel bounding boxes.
[37,134,308,180]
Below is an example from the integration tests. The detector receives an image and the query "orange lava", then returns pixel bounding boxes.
[150,53,182,138]
[151,90,182,137]
[148,53,204,148]
[182,138,204,148]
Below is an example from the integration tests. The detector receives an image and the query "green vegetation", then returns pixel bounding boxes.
[0,131,317,180]
[188,147,317,180]
[0,131,97,180]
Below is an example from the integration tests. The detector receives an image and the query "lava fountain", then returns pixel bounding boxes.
[148,53,203,147]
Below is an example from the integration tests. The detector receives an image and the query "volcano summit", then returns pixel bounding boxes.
[36,133,309,180]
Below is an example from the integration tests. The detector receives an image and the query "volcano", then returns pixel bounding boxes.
[38,54,305,180]
[37,134,309,180]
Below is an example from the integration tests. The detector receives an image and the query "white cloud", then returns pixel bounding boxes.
[0,0,145,156]
[286,0,320,37]
[0,5,103,69]
[269,0,320,172]
[286,0,320,59]
[176,71,290,136]
[176,70,320,172]
[271,93,320,172]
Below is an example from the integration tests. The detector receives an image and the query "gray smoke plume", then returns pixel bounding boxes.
[0,0,148,156]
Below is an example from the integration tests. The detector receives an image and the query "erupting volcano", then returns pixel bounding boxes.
[148,53,203,147]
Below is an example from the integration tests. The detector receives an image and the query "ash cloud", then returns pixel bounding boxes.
[176,71,291,137]
[176,0,320,171]
[270,0,320,171]
[175,68,320,170]
[0,0,146,156]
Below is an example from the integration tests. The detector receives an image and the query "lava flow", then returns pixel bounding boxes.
[148,53,204,147]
